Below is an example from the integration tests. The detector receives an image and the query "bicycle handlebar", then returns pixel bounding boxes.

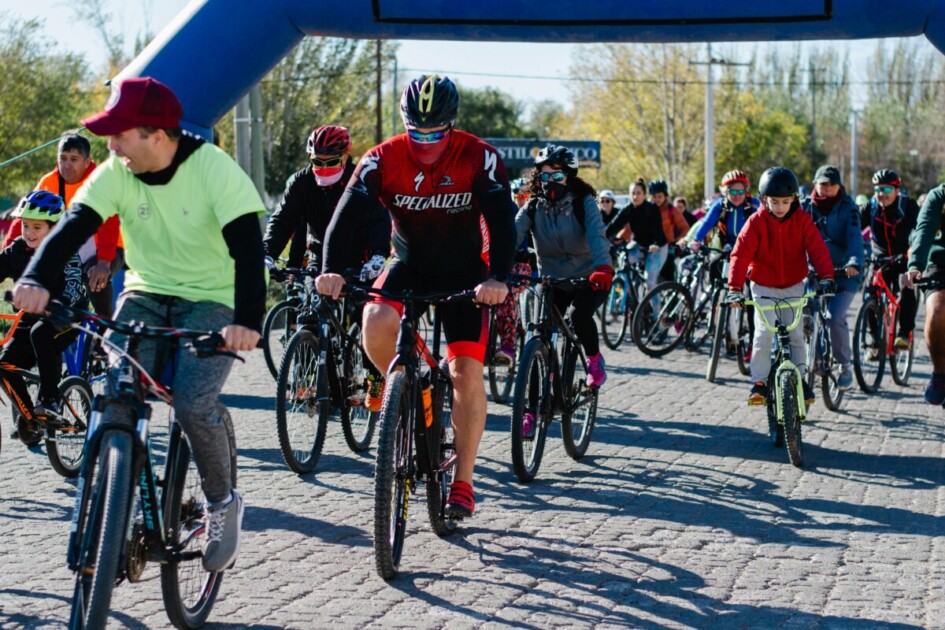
[744,291,817,333]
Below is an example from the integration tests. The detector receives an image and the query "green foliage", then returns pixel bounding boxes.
[0,16,92,197]
[455,86,531,138]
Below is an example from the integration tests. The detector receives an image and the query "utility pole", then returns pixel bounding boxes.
[805,62,827,155]
[390,55,399,138]
[234,95,251,176]
[691,44,749,203]
[249,85,265,199]
[375,40,383,144]
[850,109,860,196]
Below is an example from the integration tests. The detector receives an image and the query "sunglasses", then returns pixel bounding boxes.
[407,128,450,143]
[874,185,896,194]
[538,171,567,183]
[727,188,746,196]
[311,156,344,168]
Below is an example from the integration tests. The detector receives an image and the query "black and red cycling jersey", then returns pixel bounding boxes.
[323,130,517,287]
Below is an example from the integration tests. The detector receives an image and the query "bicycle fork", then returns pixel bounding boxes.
[774,361,808,423]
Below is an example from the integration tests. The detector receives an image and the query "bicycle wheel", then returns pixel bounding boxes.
[735,306,752,376]
[275,331,329,474]
[685,290,714,353]
[426,371,458,537]
[890,334,915,386]
[510,338,552,483]
[852,299,885,393]
[46,376,92,478]
[488,320,518,405]
[778,370,804,467]
[600,275,630,350]
[12,380,42,446]
[373,371,410,580]
[631,281,693,357]
[705,298,726,383]
[70,429,133,630]
[340,324,378,453]
[161,407,237,629]
[820,333,844,412]
[560,343,597,460]
[263,299,299,380]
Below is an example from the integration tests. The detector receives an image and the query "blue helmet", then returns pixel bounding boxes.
[13,190,65,222]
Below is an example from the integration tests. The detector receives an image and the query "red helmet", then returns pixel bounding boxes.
[307,125,351,156]
[721,169,750,189]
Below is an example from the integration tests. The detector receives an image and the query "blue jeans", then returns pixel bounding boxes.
[825,289,856,368]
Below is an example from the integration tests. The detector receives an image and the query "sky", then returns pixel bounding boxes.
[3,0,942,113]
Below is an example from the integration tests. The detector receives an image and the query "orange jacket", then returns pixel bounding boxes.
[5,162,122,261]
[659,202,689,244]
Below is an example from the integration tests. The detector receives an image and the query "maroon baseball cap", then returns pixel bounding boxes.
[81,77,183,136]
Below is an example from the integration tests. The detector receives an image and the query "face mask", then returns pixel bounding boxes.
[407,131,451,165]
[313,165,345,186]
[541,180,568,201]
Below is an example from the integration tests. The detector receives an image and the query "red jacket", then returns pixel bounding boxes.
[728,204,834,290]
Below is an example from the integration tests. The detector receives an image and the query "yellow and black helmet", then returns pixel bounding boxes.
[400,75,459,130]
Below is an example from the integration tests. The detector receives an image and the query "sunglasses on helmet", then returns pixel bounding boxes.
[538,171,567,183]
[311,156,344,168]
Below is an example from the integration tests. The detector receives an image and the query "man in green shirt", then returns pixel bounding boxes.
[14,77,265,572]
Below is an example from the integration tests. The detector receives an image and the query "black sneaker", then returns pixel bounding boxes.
[33,399,62,423]
[802,380,815,406]
[748,382,767,406]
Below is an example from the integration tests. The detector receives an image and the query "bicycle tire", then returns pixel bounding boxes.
[600,275,630,350]
[705,298,726,383]
[631,281,693,357]
[46,376,93,478]
[560,343,597,460]
[821,333,844,412]
[161,406,237,629]
[373,370,410,580]
[779,370,804,467]
[275,331,329,474]
[510,338,552,483]
[766,393,785,448]
[340,324,378,453]
[488,320,517,404]
[852,298,885,393]
[890,336,915,386]
[426,370,458,537]
[12,380,43,446]
[736,307,752,376]
[263,299,299,380]
[70,430,133,630]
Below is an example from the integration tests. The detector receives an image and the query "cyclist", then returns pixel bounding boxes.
[859,169,919,352]
[675,196,697,227]
[317,75,516,519]
[649,179,689,281]
[3,131,123,318]
[903,183,945,404]
[598,189,619,226]
[605,178,667,293]
[0,191,87,437]
[727,167,835,405]
[515,145,613,390]
[14,76,265,572]
[493,180,534,366]
[800,165,863,392]
[689,170,759,280]
[263,125,391,302]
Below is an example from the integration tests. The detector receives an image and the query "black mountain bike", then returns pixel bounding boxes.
[46,303,240,630]
[348,283,467,580]
[508,275,600,483]
[484,301,524,405]
[805,273,846,411]
[599,243,646,350]
[262,273,306,379]
[272,267,378,473]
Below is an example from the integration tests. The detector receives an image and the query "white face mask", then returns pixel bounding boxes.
[314,167,346,187]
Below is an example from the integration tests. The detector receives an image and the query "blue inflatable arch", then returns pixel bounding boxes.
[120,0,945,137]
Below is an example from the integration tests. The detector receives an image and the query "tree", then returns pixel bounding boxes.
[455,86,530,138]
[0,16,92,197]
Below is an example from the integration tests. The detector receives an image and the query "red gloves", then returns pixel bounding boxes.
[589,265,615,292]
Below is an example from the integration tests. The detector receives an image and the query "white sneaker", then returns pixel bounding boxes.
[202,489,244,572]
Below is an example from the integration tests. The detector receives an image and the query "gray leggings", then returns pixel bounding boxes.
[104,291,236,502]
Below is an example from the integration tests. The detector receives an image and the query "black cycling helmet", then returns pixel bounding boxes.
[758,167,799,198]
[648,179,669,196]
[400,75,459,130]
[534,145,578,174]
[872,168,902,187]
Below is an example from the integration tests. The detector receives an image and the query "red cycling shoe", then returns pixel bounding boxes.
[445,480,475,519]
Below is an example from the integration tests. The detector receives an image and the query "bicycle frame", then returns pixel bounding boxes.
[867,262,902,356]
[746,292,815,423]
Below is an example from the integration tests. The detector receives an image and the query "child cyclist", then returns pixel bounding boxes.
[1,191,87,438]
[725,167,835,406]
